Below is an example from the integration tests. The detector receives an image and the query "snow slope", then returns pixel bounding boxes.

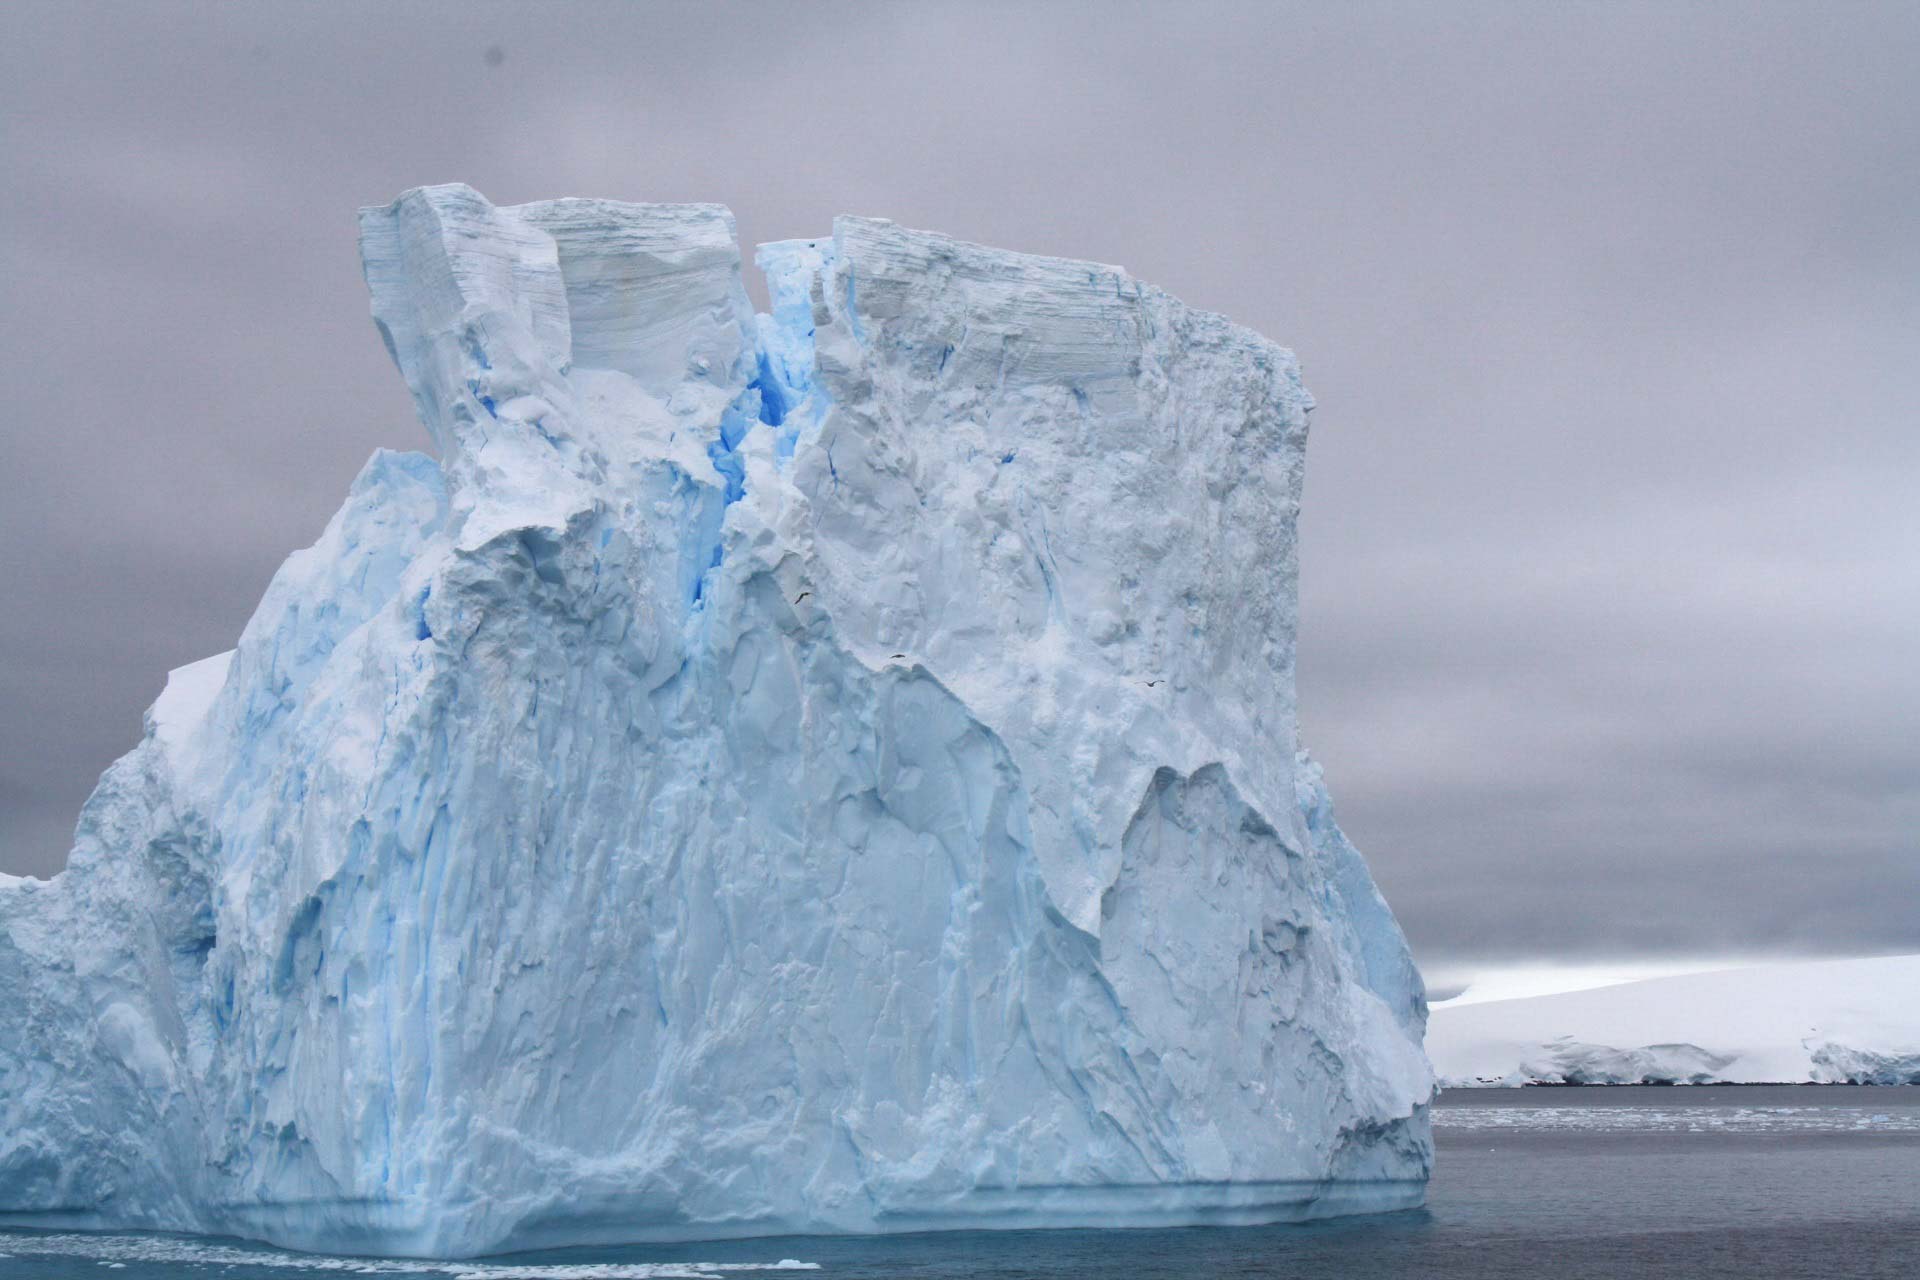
[0,185,1431,1257]
[1430,955,1920,1086]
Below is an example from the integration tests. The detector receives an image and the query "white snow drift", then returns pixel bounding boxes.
[0,185,1431,1257]
[1429,955,1920,1086]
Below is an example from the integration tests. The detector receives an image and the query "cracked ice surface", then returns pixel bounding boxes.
[0,185,1432,1257]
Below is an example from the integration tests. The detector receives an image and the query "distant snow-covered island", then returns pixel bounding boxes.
[1429,955,1920,1087]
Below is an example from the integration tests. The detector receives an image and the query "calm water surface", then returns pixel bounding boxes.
[4,1087,1916,1279]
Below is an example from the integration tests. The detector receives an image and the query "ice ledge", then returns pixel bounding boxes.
[146,651,232,757]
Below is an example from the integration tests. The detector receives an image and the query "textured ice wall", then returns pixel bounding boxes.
[0,186,1432,1257]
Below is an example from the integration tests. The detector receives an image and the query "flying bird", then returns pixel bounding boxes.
[793,592,811,604]
[1143,679,1163,687]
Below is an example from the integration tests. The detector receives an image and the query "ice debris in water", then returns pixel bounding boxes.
[0,1232,818,1277]
[1433,1106,1920,1134]
[0,184,1432,1257]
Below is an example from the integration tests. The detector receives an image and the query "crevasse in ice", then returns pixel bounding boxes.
[0,186,1433,1258]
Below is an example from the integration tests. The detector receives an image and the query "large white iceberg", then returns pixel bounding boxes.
[0,185,1431,1257]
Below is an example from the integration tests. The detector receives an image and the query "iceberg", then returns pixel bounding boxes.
[0,185,1432,1257]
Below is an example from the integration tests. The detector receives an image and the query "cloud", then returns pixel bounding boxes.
[2,1,1914,962]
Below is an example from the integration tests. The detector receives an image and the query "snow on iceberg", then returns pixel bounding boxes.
[1429,954,1920,1086]
[0,185,1431,1257]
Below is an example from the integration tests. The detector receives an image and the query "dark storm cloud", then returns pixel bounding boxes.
[2,2,1914,968]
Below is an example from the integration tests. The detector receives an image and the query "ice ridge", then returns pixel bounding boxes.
[0,184,1432,1257]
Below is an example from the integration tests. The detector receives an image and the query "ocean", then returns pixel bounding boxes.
[4,1086,1916,1279]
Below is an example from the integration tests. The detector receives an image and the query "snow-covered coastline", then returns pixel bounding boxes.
[1429,955,1920,1087]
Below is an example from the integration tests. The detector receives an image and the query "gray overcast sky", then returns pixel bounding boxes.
[2,2,1914,970]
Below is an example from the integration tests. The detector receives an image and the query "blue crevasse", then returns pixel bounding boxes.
[0,185,1432,1259]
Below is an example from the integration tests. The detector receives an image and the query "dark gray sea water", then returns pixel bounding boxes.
[4,1087,1916,1279]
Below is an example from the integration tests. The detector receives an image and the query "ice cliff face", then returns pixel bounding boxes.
[0,185,1432,1257]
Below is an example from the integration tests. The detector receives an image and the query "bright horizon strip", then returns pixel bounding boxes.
[1427,958,1805,1008]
